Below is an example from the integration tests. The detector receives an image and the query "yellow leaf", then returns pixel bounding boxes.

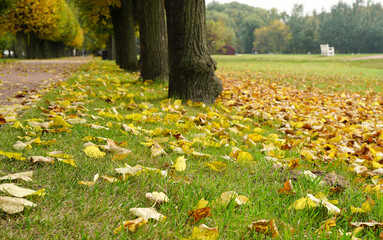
[237,151,253,162]
[79,174,99,187]
[0,151,25,161]
[114,217,148,234]
[191,224,219,240]
[195,198,209,209]
[173,156,187,172]
[248,133,263,142]
[205,161,227,172]
[83,145,105,158]
[50,115,72,128]
[101,175,119,183]
[289,196,318,210]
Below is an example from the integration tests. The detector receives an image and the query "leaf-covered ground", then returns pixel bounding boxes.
[1,56,383,239]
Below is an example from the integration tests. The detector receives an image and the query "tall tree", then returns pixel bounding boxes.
[253,20,292,53]
[165,0,222,104]
[137,0,168,81]
[110,0,138,71]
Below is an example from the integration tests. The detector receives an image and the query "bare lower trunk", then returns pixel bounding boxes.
[165,0,222,104]
[111,0,138,71]
[137,0,168,81]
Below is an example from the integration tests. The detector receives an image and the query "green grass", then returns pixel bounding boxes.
[213,54,383,92]
[1,55,383,239]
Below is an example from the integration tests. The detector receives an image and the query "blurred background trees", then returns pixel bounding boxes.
[206,0,383,54]
[1,0,383,59]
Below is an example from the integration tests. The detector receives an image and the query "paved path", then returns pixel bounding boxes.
[0,57,91,123]
[0,57,91,106]
[348,55,383,60]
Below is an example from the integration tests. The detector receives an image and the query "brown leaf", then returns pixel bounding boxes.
[188,207,212,224]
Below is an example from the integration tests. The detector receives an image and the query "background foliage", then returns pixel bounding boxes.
[206,0,383,54]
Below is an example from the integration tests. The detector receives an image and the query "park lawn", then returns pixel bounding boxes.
[214,54,383,92]
[0,55,383,239]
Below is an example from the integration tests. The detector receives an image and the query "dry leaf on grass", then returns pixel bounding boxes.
[79,173,99,187]
[27,156,54,164]
[83,145,105,158]
[0,183,40,197]
[248,219,279,239]
[217,191,249,206]
[0,196,36,214]
[129,207,166,221]
[146,192,169,204]
[188,207,212,224]
[290,194,340,214]
[0,171,33,182]
[172,156,186,172]
[113,217,148,234]
[191,224,219,240]
[278,179,295,195]
[205,161,227,172]
[351,196,375,213]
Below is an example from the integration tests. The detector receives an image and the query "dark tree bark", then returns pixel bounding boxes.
[137,0,168,81]
[165,0,223,104]
[110,0,138,71]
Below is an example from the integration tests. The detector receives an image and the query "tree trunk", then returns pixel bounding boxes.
[165,0,222,104]
[137,0,168,81]
[15,31,27,59]
[110,0,138,71]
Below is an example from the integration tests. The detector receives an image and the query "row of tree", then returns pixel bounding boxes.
[0,0,83,58]
[206,0,383,54]
[0,0,223,104]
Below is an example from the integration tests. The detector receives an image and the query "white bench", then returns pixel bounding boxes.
[320,44,335,56]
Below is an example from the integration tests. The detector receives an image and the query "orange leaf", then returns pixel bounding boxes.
[188,207,212,224]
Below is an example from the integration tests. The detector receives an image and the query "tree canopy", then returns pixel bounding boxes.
[0,0,83,48]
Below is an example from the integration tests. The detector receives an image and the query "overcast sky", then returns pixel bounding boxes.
[206,0,383,14]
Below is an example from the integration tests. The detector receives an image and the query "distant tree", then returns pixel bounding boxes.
[206,19,236,54]
[165,0,223,104]
[253,20,292,53]
[239,14,264,53]
[284,4,319,53]
[206,2,280,53]
[0,0,83,58]
[317,1,383,53]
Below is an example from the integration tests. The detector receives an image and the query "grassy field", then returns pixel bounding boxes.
[213,54,383,92]
[1,55,383,239]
